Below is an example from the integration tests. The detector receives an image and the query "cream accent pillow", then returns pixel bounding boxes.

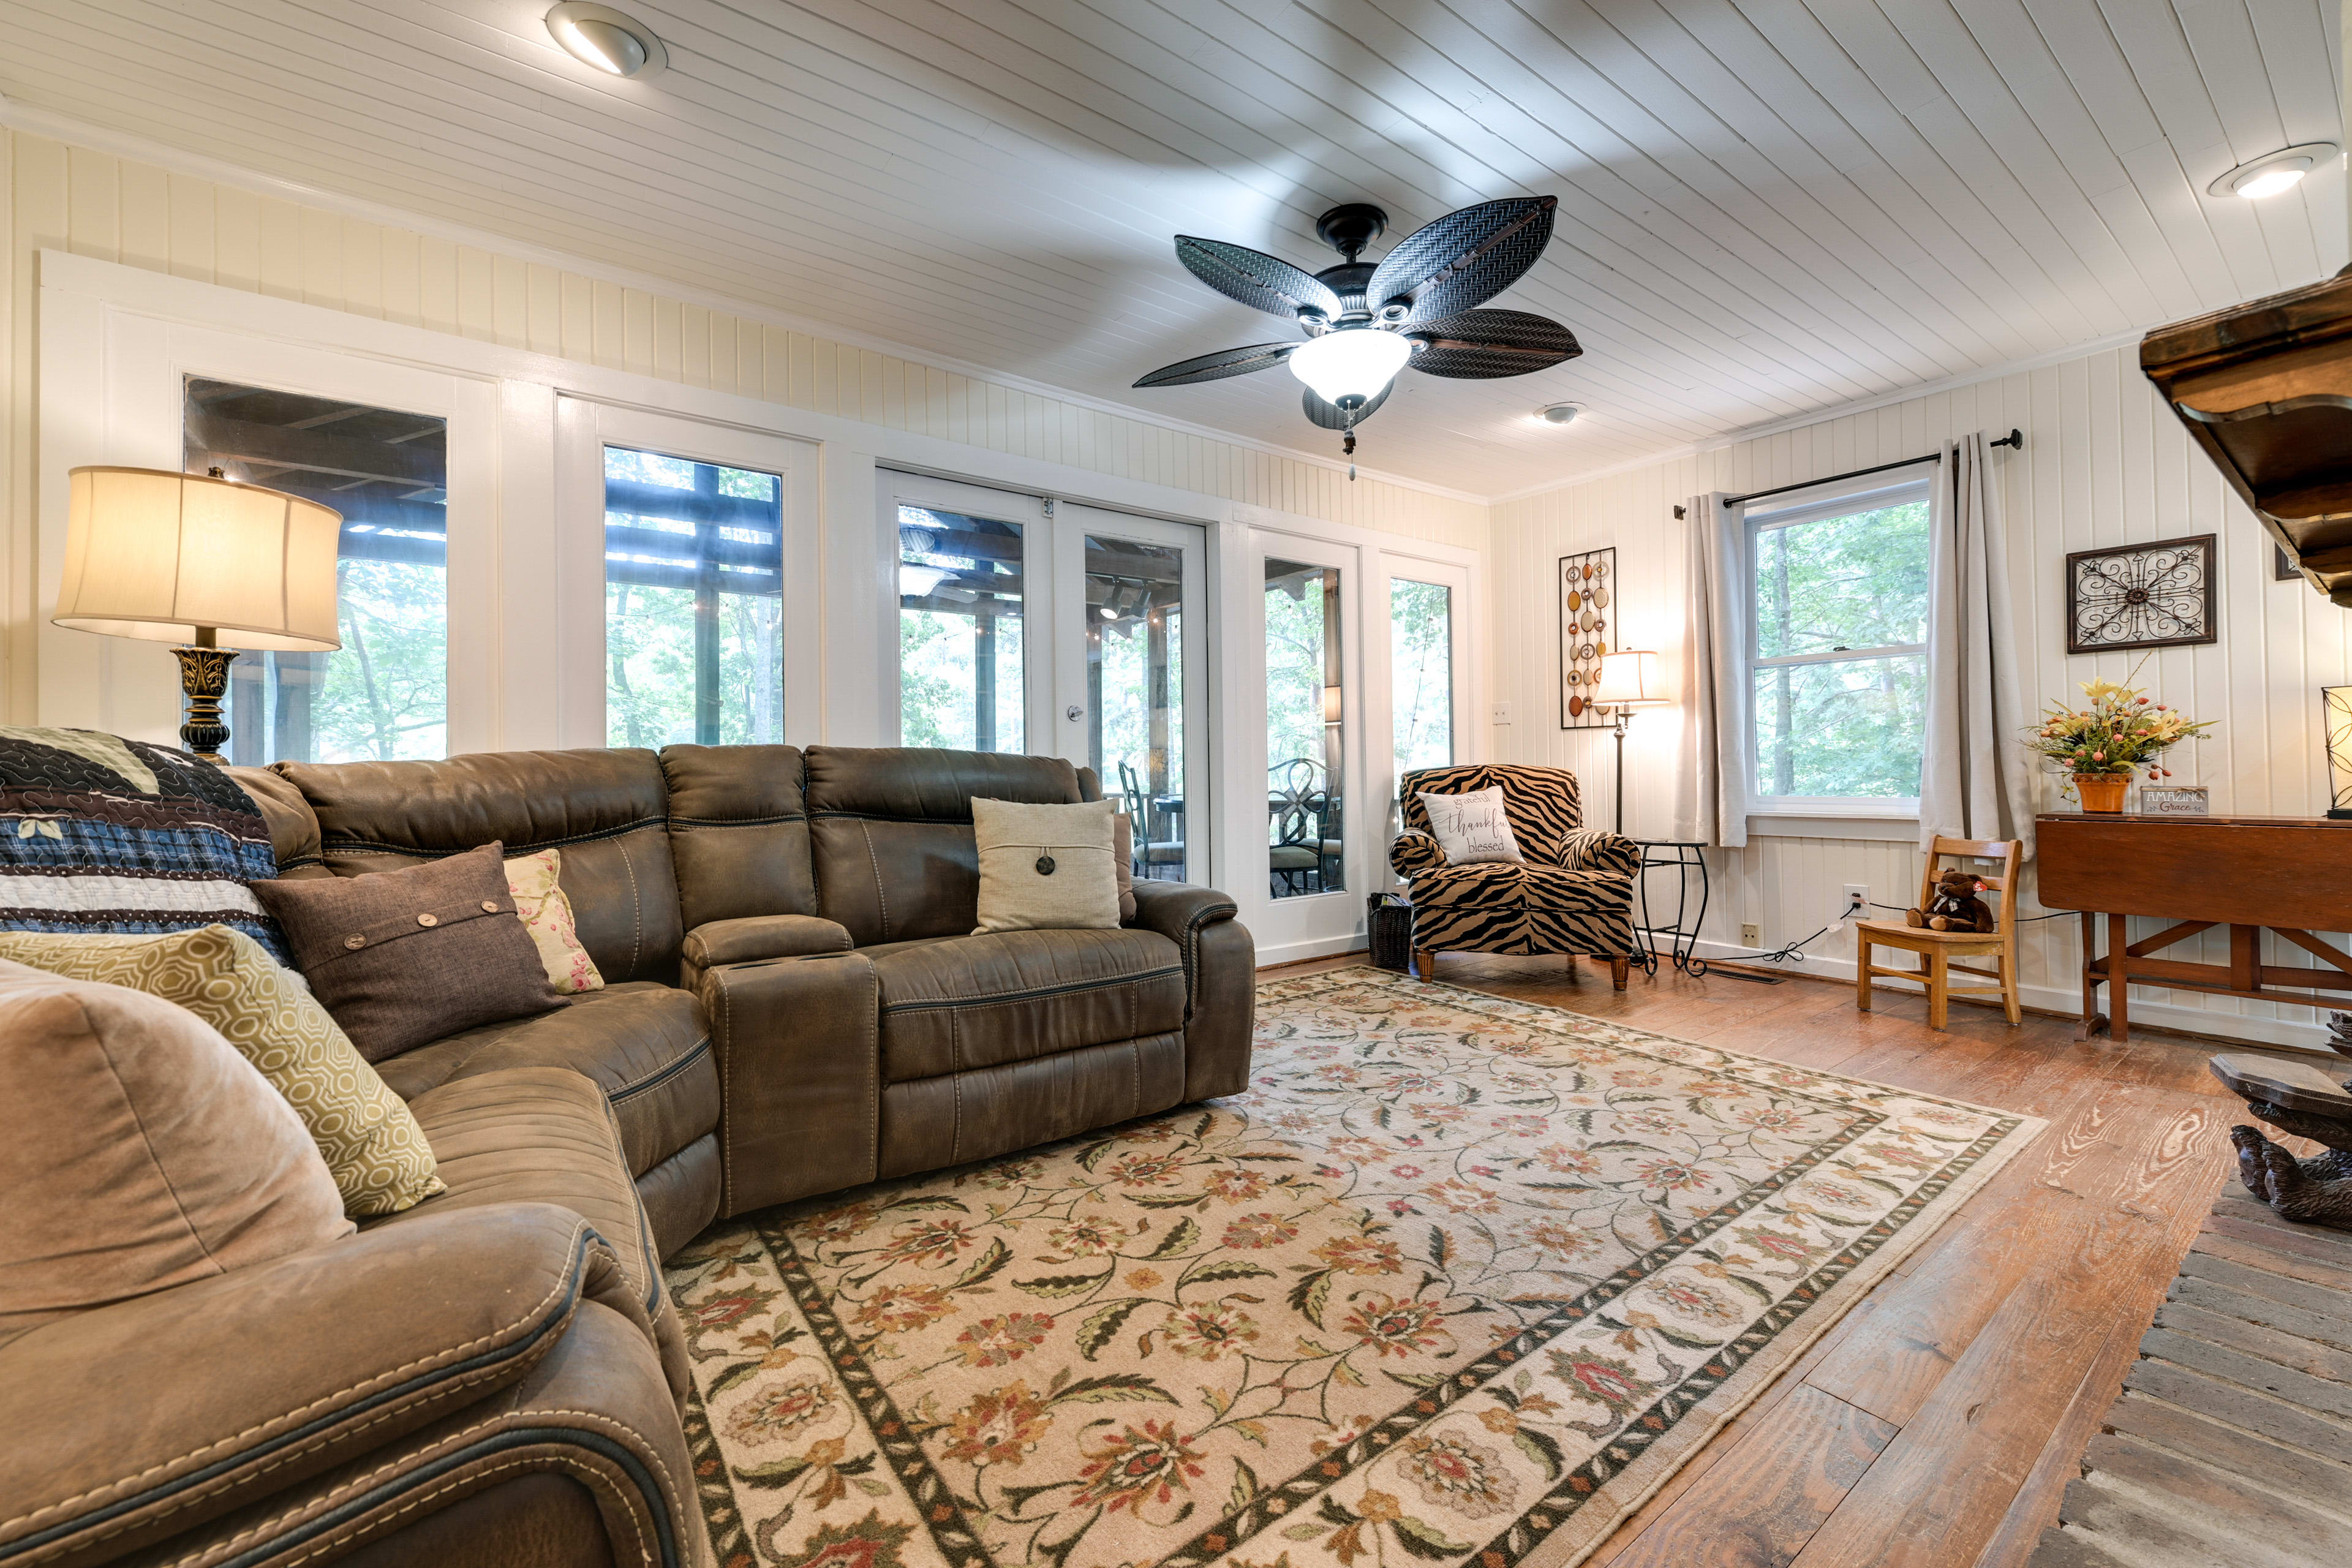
[0,925,445,1218]
[1417,786,1525,865]
[505,848,605,994]
[0,959,352,1334]
[971,797,1120,934]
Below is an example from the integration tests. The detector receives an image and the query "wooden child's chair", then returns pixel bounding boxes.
[1854,836,2023,1031]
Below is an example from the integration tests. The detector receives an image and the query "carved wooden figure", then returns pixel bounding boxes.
[2211,1048,2352,1231]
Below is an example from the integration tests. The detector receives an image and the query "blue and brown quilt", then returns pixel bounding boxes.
[0,726,289,963]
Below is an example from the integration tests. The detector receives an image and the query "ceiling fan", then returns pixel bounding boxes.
[1134,197,1580,475]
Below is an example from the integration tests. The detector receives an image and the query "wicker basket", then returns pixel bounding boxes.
[1367,893,1414,972]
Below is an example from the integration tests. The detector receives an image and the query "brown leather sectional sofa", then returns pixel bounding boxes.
[6,744,1252,1568]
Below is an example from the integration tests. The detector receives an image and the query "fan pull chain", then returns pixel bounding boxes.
[1343,428,1357,481]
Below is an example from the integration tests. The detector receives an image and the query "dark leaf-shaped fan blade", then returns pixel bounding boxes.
[1405,309,1581,379]
[1367,196,1557,324]
[1174,237,1345,322]
[1301,381,1393,429]
[1133,341,1300,388]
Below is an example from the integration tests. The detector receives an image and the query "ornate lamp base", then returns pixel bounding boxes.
[171,643,238,762]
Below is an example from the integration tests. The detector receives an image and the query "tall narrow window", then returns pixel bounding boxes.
[1267,559,1343,899]
[1090,536,1186,881]
[899,507,1025,752]
[603,447,784,747]
[1749,481,1929,803]
[1390,578,1453,772]
[184,378,448,766]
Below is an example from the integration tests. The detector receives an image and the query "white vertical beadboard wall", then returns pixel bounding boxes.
[1492,348,2352,1051]
[0,129,1488,724]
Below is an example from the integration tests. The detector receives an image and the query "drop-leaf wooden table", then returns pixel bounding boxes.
[2035,812,2352,1042]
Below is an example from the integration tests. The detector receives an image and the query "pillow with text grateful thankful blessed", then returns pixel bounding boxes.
[1417,786,1525,865]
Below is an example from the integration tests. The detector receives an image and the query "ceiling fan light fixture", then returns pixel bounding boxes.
[545,3,667,78]
[1287,328,1411,409]
[2210,143,2337,198]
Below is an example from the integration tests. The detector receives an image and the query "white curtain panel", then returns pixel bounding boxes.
[1920,433,2037,859]
[1671,491,1750,848]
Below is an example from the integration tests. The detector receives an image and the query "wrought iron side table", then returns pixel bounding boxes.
[1632,839,1710,978]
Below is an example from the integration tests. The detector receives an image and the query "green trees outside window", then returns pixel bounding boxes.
[604,447,784,750]
[187,377,450,767]
[1390,578,1453,773]
[1749,488,1929,801]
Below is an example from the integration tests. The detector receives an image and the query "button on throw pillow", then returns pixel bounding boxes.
[0,958,351,1335]
[251,842,564,1061]
[971,797,1120,934]
[1418,786,1525,865]
[0,925,444,1217]
[505,847,605,995]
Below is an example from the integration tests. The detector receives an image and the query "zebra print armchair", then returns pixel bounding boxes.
[1389,763,1642,989]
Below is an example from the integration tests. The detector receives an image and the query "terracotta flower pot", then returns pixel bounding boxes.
[2073,774,2129,813]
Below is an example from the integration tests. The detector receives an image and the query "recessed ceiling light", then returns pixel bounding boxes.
[1536,402,1582,425]
[2209,143,2338,199]
[545,3,667,78]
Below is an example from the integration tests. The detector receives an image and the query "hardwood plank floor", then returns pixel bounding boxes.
[1270,951,2323,1567]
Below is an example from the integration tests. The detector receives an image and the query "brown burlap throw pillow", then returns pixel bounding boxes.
[252,842,561,1061]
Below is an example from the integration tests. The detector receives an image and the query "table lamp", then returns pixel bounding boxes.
[1593,647,1672,834]
[52,466,343,762]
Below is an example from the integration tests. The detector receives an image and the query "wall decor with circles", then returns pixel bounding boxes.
[1558,546,1618,729]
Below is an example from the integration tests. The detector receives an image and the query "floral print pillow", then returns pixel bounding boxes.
[504,848,603,994]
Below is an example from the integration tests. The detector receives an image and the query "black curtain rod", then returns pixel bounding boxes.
[1719,428,2021,508]
[1721,452,1936,508]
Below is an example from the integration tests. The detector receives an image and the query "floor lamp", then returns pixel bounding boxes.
[51,466,344,762]
[1591,649,1672,835]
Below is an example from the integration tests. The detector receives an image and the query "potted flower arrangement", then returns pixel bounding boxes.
[2026,675,2212,813]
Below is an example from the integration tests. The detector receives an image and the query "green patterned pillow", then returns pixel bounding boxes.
[0,925,444,1216]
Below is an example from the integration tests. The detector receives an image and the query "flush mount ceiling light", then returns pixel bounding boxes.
[2209,143,2338,199]
[545,3,667,78]
[1537,402,1581,425]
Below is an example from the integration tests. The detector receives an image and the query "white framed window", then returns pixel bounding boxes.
[554,401,818,752]
[1746,477,1930,815]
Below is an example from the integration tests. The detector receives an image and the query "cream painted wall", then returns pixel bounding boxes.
[0,128,1488,726]
[1491,345,2352,1051]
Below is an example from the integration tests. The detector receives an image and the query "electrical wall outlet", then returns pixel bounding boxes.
[1841,884,1869,919]
[1491,701,1513,725]
[1740,922,1760,946]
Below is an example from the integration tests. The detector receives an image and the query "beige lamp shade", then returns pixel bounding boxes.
[55,467,342,651]
[1593,648,1672,708]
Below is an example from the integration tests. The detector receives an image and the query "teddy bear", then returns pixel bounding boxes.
[1907,867,1995,933]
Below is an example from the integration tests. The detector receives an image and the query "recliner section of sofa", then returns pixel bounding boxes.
[252,749,724,1258]
[667,744,1252,1212]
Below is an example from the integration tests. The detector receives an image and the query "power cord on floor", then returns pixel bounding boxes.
[1703,901,2069,987]
[1703,922,1838,982]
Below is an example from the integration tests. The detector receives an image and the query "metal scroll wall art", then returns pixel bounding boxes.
[2065,534,2217,654]
[1558,546,1618,729]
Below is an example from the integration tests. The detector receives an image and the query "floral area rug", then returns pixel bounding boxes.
[665,967,2044,1568]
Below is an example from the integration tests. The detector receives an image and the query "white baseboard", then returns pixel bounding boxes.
[1253,933,1373,968]
[1680,935,2340,1055]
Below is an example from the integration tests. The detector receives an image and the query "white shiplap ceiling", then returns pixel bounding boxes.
[6,0,2345,497]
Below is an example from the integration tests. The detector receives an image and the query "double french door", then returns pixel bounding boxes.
[886,473,1212,883]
